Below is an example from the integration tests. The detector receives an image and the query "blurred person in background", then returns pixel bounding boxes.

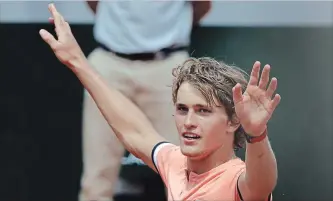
[80,1,211,201]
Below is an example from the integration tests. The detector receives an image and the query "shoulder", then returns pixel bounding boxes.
[152,142,181,163]
[231,159,246,181]
[151,142,183,171]
[227,158,246,172]
[220,158,246,184]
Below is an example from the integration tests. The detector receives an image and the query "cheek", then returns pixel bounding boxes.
[174,114,184,131]
[203,122,227,149]
[202,118,228,139]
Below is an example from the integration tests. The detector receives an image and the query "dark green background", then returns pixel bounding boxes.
[190,27,333,201]
[0,24,332,200]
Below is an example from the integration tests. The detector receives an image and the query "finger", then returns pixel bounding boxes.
[266,77,277,98]
[270,94,281,112]
[51,4,67,25]
[59,15,66,25]
[64,21,72,31]
[48,4,60,26]
[248,61,260,86]
[39,29,59,50]
[48,4,66,33]
[48,17,54,24]
[258,64,271,90]
[232,83,243,105]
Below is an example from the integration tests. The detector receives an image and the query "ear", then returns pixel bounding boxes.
[226,114,240,133]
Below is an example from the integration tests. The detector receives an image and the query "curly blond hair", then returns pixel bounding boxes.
[172,57,249,150]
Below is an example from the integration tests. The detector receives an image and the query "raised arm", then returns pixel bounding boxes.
[233,61,281,200]
[39,3,166,171]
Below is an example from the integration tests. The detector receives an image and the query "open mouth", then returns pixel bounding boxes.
[182,133,201,140]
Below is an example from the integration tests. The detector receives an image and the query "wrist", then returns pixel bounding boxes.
[245,129,267,144]
[69,55,89,71]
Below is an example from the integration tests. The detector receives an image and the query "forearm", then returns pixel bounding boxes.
[192,1,211,25]
[71,59,158,154]
[244,130,278,196]
[86,1,98,14]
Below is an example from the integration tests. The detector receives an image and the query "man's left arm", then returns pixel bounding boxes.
[233,61,280,201]
[191,1,212,25]
[238,129,277,201]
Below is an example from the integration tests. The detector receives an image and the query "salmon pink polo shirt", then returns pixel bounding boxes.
[152,142,273,201]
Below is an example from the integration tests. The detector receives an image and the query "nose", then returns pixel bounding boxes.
[184,111,198,129]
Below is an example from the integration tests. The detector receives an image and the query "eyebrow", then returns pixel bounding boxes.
[176,103,210,108]
[176,103,223,108]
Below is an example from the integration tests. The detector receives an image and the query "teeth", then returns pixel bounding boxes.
[184,134,199,138]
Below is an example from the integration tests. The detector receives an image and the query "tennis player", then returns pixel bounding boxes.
[40,4,280,201]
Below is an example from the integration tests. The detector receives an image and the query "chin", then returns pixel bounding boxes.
[180,146,205,160]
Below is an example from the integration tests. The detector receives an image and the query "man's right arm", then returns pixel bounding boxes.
[86,1,99,14]
[40,3,167,172]
[72,58,166,172]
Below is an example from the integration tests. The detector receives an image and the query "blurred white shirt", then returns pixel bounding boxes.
[93,1,193,54]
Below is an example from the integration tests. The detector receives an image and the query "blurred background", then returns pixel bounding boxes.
[0,1,332,201]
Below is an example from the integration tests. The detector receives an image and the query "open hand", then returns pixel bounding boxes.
[39,3,85,68]
[233,61,281,136]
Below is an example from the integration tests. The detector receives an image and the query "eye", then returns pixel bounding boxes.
[198,108,211,113]
[176,105,188,112]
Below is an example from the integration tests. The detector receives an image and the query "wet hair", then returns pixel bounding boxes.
[172,57,249,150]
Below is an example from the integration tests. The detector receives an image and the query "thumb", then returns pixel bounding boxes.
[232,83,243,105]
[39,29,58,50]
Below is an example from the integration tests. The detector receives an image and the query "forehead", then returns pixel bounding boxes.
[176,82,209,106]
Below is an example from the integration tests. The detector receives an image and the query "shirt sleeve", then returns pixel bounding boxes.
[151,141,176,184]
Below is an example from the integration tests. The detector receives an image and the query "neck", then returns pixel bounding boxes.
[186,145,236,175]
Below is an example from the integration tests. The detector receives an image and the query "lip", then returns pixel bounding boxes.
[181,132,201,145]
[181,132,201,138]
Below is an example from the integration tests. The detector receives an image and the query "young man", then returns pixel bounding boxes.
[81,1,210,200]
[40,4,280,201]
